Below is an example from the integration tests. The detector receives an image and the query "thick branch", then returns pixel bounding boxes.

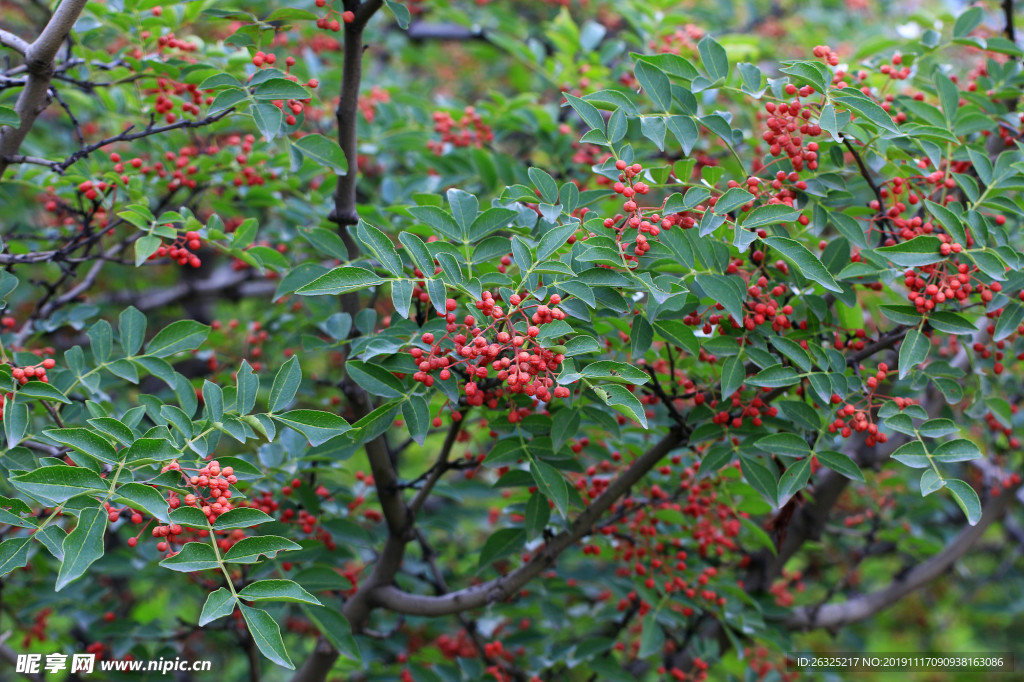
[1005,0,1017,44]
[372,427,687,617]
[0,0,89,178]
[786,482,1019,629]
[328,0,383,227]
[0,29,30,56]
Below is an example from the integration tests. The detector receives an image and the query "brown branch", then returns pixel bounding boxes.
[1005,0,1017,44]
[371,426,687,617]
[0,29,30,56]
[328,0,384,227]
[786,482,1020,629]
[0,0,89,179]
[3,108,234,176]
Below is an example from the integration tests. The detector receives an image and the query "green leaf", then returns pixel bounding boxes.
[635,61,672,112]
[469,207,517,241]
[213,508,275,530]
[293,133,347,174]
[652,320,700,356]
[200,587,237,626]
[119,306,146,356]
[9,466,107,504]
[714,187,755,214]
[253,78,310,100]
[667,116,699,155]
[932,438,982,462]
[921,469,945,496]
[592,384,647,428]
[564,93,606,133]
[203,380,224,422]
[88,320,113,363]
[638,613,665,658]
[778,458,811,504]
[159,541,220,572]
[746,365,800,388]
[630,314,653,357]
[698,36,729,82]
[236,360,259,415]
[528,167,558,203]
[55,506,107,591]
[694,274,743,323]
[756,433,810,457]
[898,328,929,379]
[580,361,649,384]
[740,457,778,504]
[763,237,842,293]
[114,483,170,523]
[124,438,181,463]
[927,311,976,335]
[525,491,551,540]
[302,605,361,663]
[720,354,745,399]
[447,188,478,238]
[356,220,403,277]
[0,538,31,577]
[953,6,983,38]
[402,394,430,446]
[3,394,27,448]
[530,460,569,519]
[268,356,301,413]
[251,102,283,141]
[816,451,864,481]
[832,88,899,133]
[238,579,322,605]
[135,235,162,266]
[830,212,868,248]
[296,267,385,296]
[925,200,967,246]
[0,105,21,127]
[240,604,294,669]
[346,361,403,398]
[146,320,210,357]
[478,527,526,569]
[223,535,302,563]
[945,479,981,525]
[273,410,352,446]
[891,440,930,468]
[18,381,71,404]
[919,418,958,438]
[745,201,798,228]
[384,0,410,28]
[875,237,944,267]
[994,301,1024,341]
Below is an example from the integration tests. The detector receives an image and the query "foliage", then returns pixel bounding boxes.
[1,0,1023,680]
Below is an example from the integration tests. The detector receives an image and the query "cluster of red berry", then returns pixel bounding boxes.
[313,0,355,31]
[604,160,658,259]
[427,107,494,154]
[409,294,573,420]
[151,230,203,268]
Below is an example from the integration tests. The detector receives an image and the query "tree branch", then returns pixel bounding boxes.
[0,29,30,56]
[371,426,687,617]
[0,0,89,179]
[1005,0,1017,44]
[786,481,1020,629]
[328,0,384,227]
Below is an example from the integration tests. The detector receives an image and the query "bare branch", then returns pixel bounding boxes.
[328,0,384,227]
[786,482,1020,629]
[0,0,90,178]
[0,29,30,56]
[371,427,687,617]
